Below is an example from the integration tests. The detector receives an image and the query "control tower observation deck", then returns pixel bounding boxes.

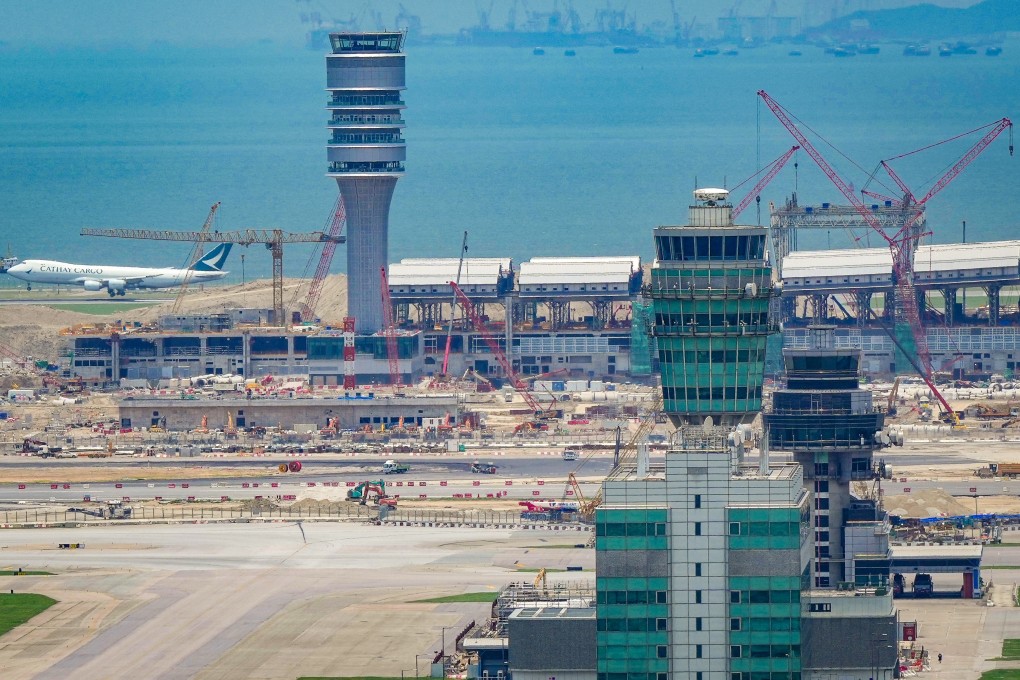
[647,189,778,427]
[326,32,406,334]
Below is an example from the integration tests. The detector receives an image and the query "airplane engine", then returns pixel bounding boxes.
[82,280,104,292]
[107,279,126,292]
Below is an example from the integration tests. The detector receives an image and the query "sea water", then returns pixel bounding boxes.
[1,41,1018,283]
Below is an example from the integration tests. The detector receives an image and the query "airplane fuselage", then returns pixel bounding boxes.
[6,259,227,292]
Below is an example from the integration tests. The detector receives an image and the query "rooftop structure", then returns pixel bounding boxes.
[781,240,1020,294]
[517,256,642,331]
[326,31,407,334]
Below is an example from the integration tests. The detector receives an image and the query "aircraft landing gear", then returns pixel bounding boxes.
[26,284,31,291]
[108,290,116,298]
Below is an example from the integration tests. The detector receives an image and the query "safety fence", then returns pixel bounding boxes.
[0,504,376,527]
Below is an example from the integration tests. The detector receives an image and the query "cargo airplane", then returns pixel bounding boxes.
[3,244,232,296]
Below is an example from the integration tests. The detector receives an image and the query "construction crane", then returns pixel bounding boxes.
[172,202,220,314]
[731,145,799,219]
[295,195,347,322]
[448,280,555,418]
[442,231,469,377]
[80,227,345,325]
[379,266,400,386]
[565,392,664,521]
[758,89,1012,424]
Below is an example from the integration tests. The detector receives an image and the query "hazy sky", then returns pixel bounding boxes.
[0,0,982,48]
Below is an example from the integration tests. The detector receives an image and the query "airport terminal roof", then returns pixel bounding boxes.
[781,240,1020,291]
[518,256,641,287]
[388,258,513,287]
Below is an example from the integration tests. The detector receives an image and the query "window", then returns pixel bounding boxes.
[696,617,703,631]
[695,590,702,604]
[729,522,741,535]
[694,522,702,536]
[809,602,832,612]
[656,645,668,659]
[730,618,741,631]
[696,644,703,659]
[694,494,701,509]
[695,563,702,577]
[656,591,667,604]
[730,591,741,603]
[656,618,667,631]
[731,645,742,658]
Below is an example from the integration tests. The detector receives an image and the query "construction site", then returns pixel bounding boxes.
[3,31,1020,680]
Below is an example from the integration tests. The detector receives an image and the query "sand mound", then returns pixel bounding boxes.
[883,488,972,519]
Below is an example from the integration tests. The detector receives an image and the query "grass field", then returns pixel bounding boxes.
[0,570,53,576]
[411,592,498,603]
[1001,640,1020,660]
[298,676,406,680]
[0,593,57,637]
[47,303,155,315]
[981,670,1020,680]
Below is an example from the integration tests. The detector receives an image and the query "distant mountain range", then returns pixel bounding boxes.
[810,0,1019,40]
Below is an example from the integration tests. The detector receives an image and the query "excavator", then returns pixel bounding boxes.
[346,480,395,506]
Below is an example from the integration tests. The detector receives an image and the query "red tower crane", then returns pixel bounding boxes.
[298,195,347,321]
[757,89,1012,423]
[732,145,800,219]
[448,281,554,416]
[380,267,400,386]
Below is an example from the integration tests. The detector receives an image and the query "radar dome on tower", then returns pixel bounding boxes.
[693,188,730,205]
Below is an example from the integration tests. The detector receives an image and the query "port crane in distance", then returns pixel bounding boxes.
[81,226,346,326]
[757,89,1012,425]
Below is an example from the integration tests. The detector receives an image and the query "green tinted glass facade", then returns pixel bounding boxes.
[649,222,775,425]
[595,508,669,680]
[727,507,806,679]
[307,335,417,360]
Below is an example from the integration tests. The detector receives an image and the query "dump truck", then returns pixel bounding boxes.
[382,460,409,474]
[991,463,1020,478]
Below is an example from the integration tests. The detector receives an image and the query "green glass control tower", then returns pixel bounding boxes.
[648,188,775,426]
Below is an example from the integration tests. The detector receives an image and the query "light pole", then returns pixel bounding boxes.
[440,626,454,678]
[416,653,433,677]
[872,632,891,679]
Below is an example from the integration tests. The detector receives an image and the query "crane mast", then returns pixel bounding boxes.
[448,280,551,415]
[298,195,347,321]
[380,267,400,386]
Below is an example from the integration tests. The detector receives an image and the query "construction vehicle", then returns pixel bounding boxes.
[886,376,901,416]
[534,567,547,590]
[968,403,1019,420]
[68,501,132,520]
[988,463,1020,478]
[346,480,388,505]
[382,459,409,474]
[471,461,497,474]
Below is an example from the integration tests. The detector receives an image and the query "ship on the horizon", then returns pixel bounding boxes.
[456,4,665,48]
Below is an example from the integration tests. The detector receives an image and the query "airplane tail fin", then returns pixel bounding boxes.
[192,243,232,272]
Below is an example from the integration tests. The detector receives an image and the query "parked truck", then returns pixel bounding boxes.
[382,460,409,474]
